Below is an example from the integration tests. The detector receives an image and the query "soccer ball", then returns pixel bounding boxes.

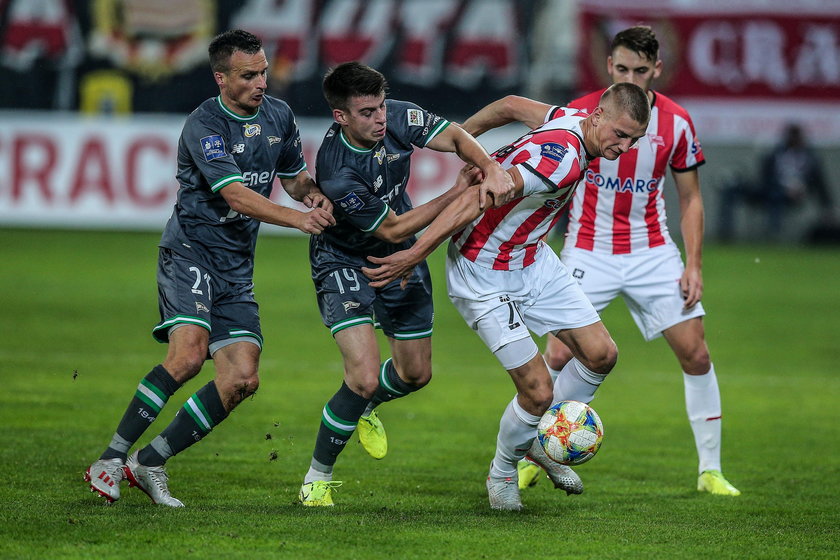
[537,400,604,465]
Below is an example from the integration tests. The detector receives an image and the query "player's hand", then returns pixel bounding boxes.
[302,191,333,215]
[455,164,483,191]
[479,162,515,209]
[362,250,418,289]
[680,266,703,308]
[297,207,335,234]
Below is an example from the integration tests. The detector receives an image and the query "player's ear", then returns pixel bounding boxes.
[333,108,347,125]
[652,58,663,80]
[214,71,225,87]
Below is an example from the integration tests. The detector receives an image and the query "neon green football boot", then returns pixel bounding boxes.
[517,459,542,490]
[298,480,343,507]
[697,470,741,496]
[358,410,388,459]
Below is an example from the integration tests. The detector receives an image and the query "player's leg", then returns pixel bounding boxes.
[356,260,435,458]
[624,244,738,495]
[125,276,263,507]
[300,323,380,506]
[85,248,208,503]
[663,318,740,496]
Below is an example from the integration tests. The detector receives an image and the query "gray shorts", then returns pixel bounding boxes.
[310,243,433,340]
[152,248,262,353]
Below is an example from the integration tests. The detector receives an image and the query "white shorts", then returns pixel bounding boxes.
[560,244,705,341]
[445,243,600,353]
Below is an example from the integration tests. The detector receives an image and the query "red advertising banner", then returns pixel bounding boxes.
[577,0,840,143]
[579,5,840,101]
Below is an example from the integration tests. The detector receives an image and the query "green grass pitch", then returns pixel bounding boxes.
[1,228,838,559]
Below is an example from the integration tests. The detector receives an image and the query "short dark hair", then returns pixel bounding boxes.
[610,25,659,62]
[209,30,262,73]
[599,82,651,126]
[322,62,388,111]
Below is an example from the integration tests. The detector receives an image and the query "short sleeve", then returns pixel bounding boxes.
[181,115,243,192]
[275,120,308,179]
[387,99,450,149]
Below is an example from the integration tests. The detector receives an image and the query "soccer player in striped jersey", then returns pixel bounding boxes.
[297,62,514,507]
[363,82,651,509]
[84,30,335,506]
[504,26,740,496]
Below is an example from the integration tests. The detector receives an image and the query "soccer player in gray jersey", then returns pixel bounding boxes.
[85,30,334,507]
[298,62,514,506]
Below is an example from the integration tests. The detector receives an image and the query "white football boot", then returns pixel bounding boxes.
[124,451,184,507]
[525,439,584,495]
[486,466,523,511]
[85,458,125,503]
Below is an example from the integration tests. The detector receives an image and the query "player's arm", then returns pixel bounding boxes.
[425,123,514,209]
[279,169,333,214]
[673,168,704,308]
[461,95,552,137]
[372,164,481,244]
[218,181,335,234]
[363,167,525,288]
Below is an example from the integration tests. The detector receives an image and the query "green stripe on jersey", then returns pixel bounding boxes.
[424,120,451,145]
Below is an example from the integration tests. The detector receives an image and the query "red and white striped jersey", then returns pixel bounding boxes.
[555,89,705,255]
[452,110,590,270]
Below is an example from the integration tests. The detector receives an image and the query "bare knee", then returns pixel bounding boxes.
[163,348,206,382]
[681,346,711,375]
[346,373,379,400]
[580,340,618,376]
[544,337,574,371]
[217,366,260,409]
[519,384,554,416]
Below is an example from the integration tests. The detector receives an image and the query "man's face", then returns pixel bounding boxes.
[216,49,268,115]
[591,107,648,160]
[607,46,661,93]
[335,94,387,148]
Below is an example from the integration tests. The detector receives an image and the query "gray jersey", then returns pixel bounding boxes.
[160,95,306,282]
[312,99,450,258]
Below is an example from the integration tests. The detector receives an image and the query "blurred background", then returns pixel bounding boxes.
[2,0,838,245]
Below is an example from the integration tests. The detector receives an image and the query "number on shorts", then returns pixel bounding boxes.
[330,269,361,294]
[189,266,211,297]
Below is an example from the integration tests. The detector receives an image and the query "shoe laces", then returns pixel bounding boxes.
[145,465,172,494]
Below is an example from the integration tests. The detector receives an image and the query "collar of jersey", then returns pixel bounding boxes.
[339,129,378,153]
[216,96,261,121]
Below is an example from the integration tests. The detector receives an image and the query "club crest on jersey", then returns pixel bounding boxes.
[540,143,567,162]
[268,136,282,145]
[243,123,261,137]
[374,146,386,165]
[335,192,365,214]
[342,301,361,313]
[647,133,665,147]
[387,153,400,163]
[407,109,424,127]
[200,135,226,161]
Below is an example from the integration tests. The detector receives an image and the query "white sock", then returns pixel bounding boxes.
[304,463,333,484]
[490,397,541,478]
[552,358,607,404]
[684,364,722,474]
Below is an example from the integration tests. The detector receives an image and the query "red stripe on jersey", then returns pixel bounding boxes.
[644,109,674,248]
[575,160,599,250]
[611,149,638,254]
[458,200,520,262]
[493,204,554,269]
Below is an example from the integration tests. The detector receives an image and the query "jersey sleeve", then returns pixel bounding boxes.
[511,130,584,195]
[180,114,243,193]
[275,117,308,179]
[319,170,389,234]
[670,113,705,172]
[387,99,450,148]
